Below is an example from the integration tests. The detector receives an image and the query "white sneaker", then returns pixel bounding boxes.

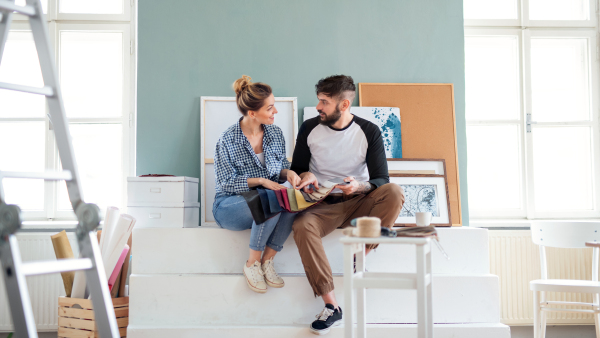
[243,260,267,293]
[262,258,285,288]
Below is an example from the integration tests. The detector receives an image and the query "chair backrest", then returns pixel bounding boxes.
[531,221,600,248]
[531,221,600,280]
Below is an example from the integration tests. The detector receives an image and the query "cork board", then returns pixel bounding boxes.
[359,83,462,226]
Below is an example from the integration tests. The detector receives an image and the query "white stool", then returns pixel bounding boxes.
[340,236,433,338]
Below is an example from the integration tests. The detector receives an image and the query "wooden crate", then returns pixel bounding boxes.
[58,296,129,338]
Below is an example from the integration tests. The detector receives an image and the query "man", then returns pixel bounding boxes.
[289,75,405,335]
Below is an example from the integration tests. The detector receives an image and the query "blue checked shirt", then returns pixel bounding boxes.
[214,119,291,198]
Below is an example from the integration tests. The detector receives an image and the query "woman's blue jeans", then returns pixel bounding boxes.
[213,194,295,252]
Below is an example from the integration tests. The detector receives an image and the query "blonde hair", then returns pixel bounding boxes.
[232,75,272,116]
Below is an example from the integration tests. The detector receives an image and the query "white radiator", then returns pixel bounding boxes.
[0,232,79,331]
[489,230,595,325]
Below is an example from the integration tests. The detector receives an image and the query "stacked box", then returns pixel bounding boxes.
[127,176,200,228]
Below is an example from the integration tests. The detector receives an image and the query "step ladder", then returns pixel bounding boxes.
[0,1,120,337]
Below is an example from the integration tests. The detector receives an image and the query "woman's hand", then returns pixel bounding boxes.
[287,170,301,189]
[261,178,287,191]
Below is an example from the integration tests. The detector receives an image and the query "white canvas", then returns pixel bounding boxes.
[200,97,298,225]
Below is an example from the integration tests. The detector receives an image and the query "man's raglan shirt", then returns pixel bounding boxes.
[291,115,389,193]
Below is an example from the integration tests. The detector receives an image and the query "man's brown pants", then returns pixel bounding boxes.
[292,183,405,297]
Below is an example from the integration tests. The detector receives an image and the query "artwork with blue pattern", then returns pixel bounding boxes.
[304,106,402,158]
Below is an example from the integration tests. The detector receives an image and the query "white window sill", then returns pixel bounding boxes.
[471,219,600,229]
[21,220,103,231]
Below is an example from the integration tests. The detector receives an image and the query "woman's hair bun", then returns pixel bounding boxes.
[233,75,252,96]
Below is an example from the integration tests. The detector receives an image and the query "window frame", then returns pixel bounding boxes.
[464,0,600,222]
[1,0,136,225]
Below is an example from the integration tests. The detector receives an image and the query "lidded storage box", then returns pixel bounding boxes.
[127,176,199,228]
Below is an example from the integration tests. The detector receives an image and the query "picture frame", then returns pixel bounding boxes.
[387,158,446,176]
[391,173,451,227]
[200,96,298,226]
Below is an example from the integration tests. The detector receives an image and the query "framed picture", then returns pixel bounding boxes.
[304,107,401,158]
[387,158,446,176]
[200,96,298,226]
[391,174,451,227]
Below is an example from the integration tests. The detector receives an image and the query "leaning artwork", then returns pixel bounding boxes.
[304,106,401,158]
[399,184,439,217]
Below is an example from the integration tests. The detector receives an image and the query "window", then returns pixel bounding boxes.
[464,0,600,220]
[0,0,135,223]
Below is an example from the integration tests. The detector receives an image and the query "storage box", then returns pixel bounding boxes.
[127,176,199,207]
[128,205,200,228]
[58,296,128,338]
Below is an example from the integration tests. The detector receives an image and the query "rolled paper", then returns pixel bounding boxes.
[71,270,86,299]
[50,230,75,297]
[99,207,120,259]
[118,234,133,297]
[287,189,298,212]
[111,269,122,297]
[108,244,129,291]
[103,214,136,280]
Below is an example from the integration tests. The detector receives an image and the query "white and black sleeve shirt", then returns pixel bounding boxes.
[291,115,389,192]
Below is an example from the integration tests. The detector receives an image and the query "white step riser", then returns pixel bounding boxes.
[129,275,500,326]
[132,227,489,275]
[127,323,510,338]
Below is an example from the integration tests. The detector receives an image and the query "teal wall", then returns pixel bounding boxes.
[137,0,470,225]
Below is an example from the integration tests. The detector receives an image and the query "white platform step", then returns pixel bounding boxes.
[127,323,510,338]
[132,227,489,275]
[129,274,500,326]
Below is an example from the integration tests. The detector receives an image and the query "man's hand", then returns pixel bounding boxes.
[336,177,373,195]
[297,172,319,193]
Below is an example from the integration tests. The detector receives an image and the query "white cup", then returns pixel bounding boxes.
[415,212,432,226]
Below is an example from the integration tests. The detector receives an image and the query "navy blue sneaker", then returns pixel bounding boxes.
[310,303,343,335]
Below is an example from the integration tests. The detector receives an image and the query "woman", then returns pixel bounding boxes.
[213,75,300,294]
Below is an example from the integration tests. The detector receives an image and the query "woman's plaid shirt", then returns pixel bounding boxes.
[214,119,290,198]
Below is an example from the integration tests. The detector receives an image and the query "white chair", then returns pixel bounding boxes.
[530,221,600,338]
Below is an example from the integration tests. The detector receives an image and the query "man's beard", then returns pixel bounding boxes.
[318,105,342,127]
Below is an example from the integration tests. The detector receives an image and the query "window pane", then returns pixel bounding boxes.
[58,124,123,212]
[465,36,520,120]
[532,127,593,211]
[531,38,590,122]
[0,122,45,210]
[529,0,589,20]
[467,125,522,210]
[15,0,48,13]
[464,0,518,19]
[60,31,123,118]
[59,0,123,14]
[0,31,45,118]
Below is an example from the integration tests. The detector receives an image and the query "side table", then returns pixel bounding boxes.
[339,236,433,338]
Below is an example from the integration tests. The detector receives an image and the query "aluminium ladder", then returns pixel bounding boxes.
[0,0,119,337]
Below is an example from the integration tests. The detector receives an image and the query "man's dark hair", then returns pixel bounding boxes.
[315,75,356,103]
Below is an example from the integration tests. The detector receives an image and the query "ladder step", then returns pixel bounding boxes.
[0,1,36,16]
[0,81,54,96]
[21,258,93,276]
[0,170,72,181]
